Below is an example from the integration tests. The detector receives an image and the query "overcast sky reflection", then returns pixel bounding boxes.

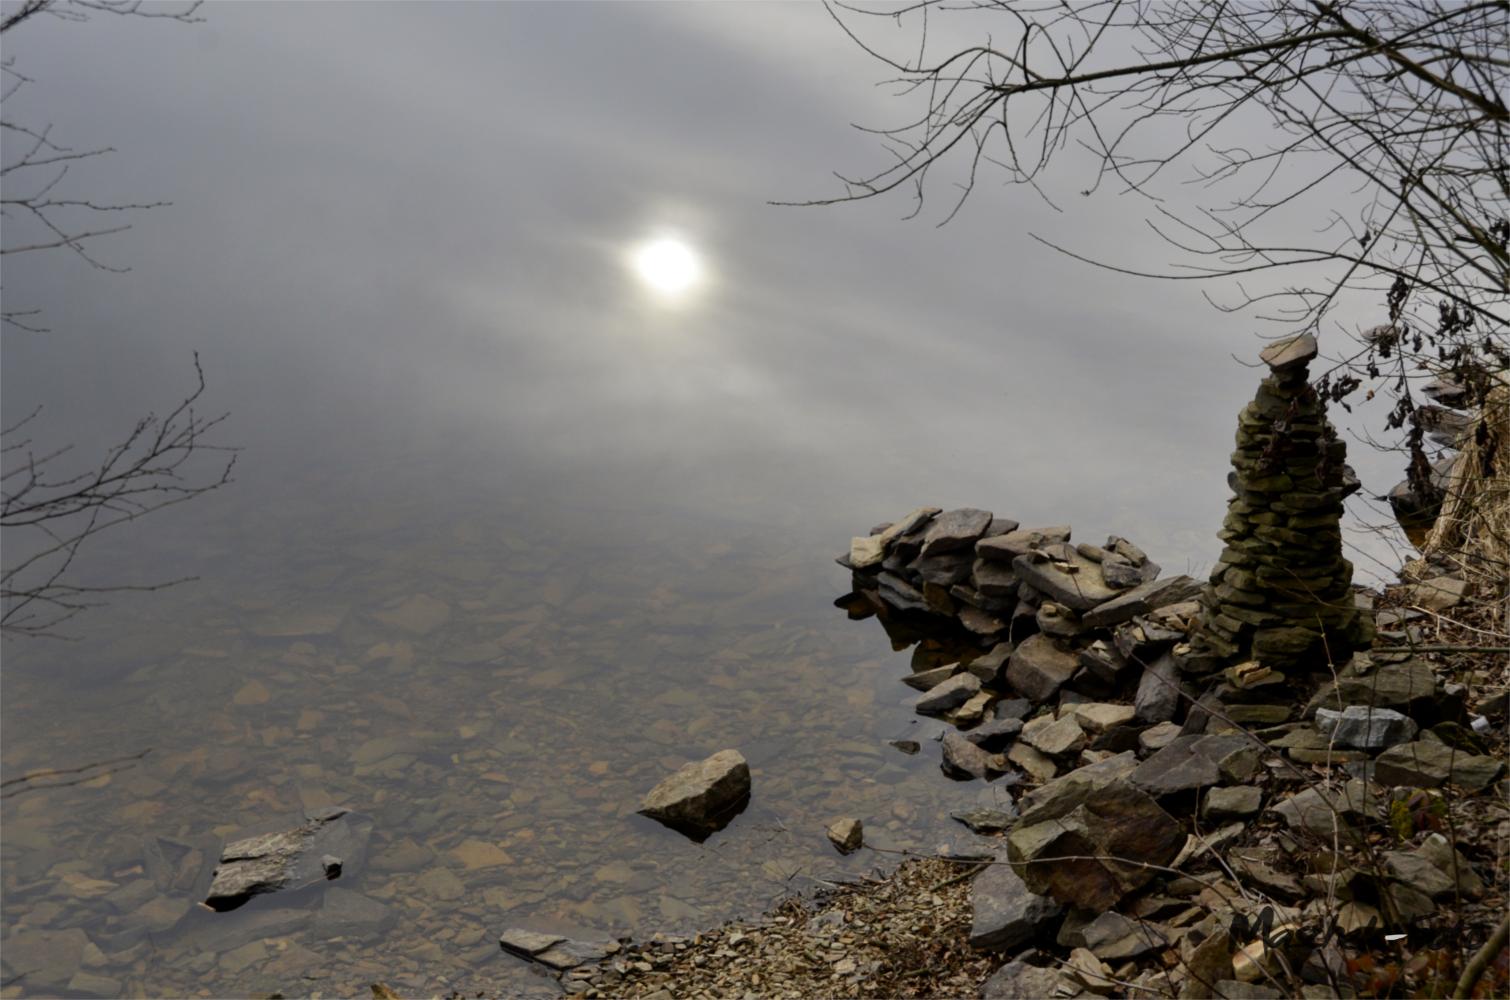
[1,2,1417,588]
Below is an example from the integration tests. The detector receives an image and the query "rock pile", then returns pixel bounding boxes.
[1188,333,1373,671]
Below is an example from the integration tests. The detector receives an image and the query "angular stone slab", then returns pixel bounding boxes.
[1082,575,1202,628]
[979,960,1083,1000]
[941,732,999,779]
[1129,734,1256,797]
[498,928,567,958]
[902,662,964,691]
[1373,740,1504,789]
[1005,634,1079,703]
[1133,650,1181,724]
[976,525,1071,561]
[915,671,981,714]
[1316,705,1418,751]
[1012,551,1124,613]
[920,508,994,557]
[1259,332,1317,372]
[1016,751,1140,826]
[1006,777,1183,911]
[968,863,1063,951]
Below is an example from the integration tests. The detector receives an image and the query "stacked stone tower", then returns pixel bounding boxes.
[1191,334,1374,670]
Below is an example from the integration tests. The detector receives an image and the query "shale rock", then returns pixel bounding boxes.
[1130,734,1258,796]
[921,508,995,557]
[916,672,982,714]
[941,732,1001,779]
[979,960,1087,999]
[1081,575,1201,629]
[826,818,864,854]
[1013,550,1125,613]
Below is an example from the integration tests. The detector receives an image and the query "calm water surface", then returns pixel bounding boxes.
[1,444,1028,999]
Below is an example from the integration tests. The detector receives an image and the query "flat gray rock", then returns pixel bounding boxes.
[976,526,1072,561]
[1271,779,1378,842]
[962,715,1024,752]
[920,508,994,557]
[1081,910,1169,961]
[951,807,1018,834]
[911,550,976,587]
[1203,785,1263,824]
[972,559,1020,596]
[968,863,1063,952]
[1082,575,1202,629]
[877,572,930,613]
[903,662,964,691]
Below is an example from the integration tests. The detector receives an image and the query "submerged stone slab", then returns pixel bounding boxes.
[205,807,372,912]
[498,928,567,957]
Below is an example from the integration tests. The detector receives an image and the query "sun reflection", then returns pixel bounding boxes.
[632,239,700,295]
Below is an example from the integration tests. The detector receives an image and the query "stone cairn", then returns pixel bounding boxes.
[1189,333,1374,670]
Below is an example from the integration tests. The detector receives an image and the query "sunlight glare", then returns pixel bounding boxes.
[633,239,700,294]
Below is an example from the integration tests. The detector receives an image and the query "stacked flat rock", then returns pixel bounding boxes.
[1191,333,1373,669]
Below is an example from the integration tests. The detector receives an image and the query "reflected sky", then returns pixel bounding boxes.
[2,2,1416,596]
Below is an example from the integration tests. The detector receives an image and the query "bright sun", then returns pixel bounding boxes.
[633,239,699,294]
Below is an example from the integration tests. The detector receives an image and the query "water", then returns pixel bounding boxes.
[0,444,1022,999]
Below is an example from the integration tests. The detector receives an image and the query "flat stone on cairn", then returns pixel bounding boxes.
[1190,333,1372,670]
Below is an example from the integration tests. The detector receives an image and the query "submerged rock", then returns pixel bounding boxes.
[826,818,864,854]
[204,807,372,912]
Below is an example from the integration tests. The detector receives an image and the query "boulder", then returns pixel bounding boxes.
[1013,551,1125,613]
[1381,851,1458,901]
[204,806,373,912]
[1134,650,1182,724]
[638,749,751,833]
[1016,751,1140,825]
[1082,575,1202,629]
[1373,740,1504,789]
[1005,635,1080,703]
[64,972,122,999]
[966,643,1014,684]
[942,733,1001,779]
[1316,705,1418,751]
[1006,777,1184,910]
[1398,576,1470,612]
[1130,735,1257,796]
[920,508,994,557]
[916,672,982,714]
[963,715,1025,752]
[968,863,1064,951]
